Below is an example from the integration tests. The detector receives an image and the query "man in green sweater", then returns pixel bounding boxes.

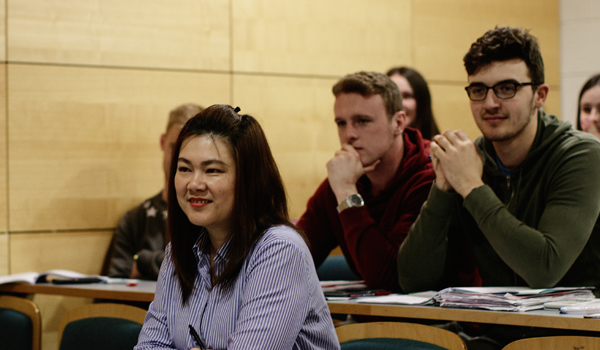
[397,26,600,346]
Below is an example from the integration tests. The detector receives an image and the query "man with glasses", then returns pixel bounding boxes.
[397,26,600,347]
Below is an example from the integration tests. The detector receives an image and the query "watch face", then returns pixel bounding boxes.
[349,194,364,206]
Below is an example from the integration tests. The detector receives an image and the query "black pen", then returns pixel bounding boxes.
[188,324,207,350]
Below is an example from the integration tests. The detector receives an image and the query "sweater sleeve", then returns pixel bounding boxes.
[296,181,340,269]
[340,172,434,292]
[397,184,463,293]
[465,140,600,288]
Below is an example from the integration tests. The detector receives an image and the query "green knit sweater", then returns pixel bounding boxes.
[398,110,600,295]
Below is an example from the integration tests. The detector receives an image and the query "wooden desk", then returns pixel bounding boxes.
[327,300,600,332]
[1,282,598,333]
[0,281,156,302]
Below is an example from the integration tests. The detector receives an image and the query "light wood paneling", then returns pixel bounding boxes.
[8,0,229,70]
[0,65,5,233]
[414,0,559,86]
[232,0,412,76]
[429,83,480,140]
[9,231,112,274]
[8,64,230,232]
[233,74,340,219]
[544,86,562,120]
[0,0,5,61]
[0,233,7,275]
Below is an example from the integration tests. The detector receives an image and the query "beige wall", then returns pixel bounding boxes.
[0,1,558,349]
[560,0,600,125]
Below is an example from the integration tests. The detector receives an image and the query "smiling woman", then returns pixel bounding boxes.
[135,105,340,350]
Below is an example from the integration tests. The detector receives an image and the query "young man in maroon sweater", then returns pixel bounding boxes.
[297,71,453,292]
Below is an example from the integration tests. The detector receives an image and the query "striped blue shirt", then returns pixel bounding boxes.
[135,225,340,350]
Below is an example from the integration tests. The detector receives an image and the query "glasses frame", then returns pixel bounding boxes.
[465,80,535,101]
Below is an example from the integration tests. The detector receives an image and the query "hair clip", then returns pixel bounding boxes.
[234,106,241,113]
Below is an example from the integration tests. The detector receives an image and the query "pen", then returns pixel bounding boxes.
[188,325,207,350]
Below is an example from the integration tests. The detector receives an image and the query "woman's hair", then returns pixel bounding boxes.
[576,74,600,131]
[386,66,440,140]
[167,104,301,303]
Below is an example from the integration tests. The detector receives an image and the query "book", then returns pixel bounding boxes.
[0,269,107,285]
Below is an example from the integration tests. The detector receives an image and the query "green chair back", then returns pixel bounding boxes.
[59,317,142,350]
[0,308,34,350]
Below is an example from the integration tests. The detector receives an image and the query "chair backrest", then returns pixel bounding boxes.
[502,336,600,350]
[58,303,147,350]
[0,295,41,350]
[317,255,361,281]
[336,322,467,350]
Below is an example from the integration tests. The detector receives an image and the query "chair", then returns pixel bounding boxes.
[0,295,41,350]
[317,255,361,281]
[336,322,467,350]
[502,336,600,350]
[58,302,147,350]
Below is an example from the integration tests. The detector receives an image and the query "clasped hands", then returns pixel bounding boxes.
[431,130,484,198]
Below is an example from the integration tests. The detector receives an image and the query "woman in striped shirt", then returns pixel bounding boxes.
[135,104,340,350]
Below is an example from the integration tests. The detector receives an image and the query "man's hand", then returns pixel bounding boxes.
[327,144,379,204]
[429,144,453,192]
[129,260,142,279]
[431,130,484,198]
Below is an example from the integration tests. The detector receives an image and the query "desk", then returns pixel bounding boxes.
[327,300,600,332]
[0,281,156,302]
[1,283,599,332]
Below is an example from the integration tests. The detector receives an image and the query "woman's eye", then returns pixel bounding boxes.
[177,166,190,172]
[206,168,221,174]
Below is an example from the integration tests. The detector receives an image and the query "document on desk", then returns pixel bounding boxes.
[0,270,107,285]
[436,286,596,312]
[356,291,437,305]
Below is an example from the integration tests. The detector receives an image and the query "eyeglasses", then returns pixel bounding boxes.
[465,81,534,101]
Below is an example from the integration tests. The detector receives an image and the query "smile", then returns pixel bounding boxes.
[189,198,212,208]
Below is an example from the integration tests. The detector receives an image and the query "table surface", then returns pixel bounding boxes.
[1,282,599,332]
[327,300,600,332]
[0,280,156,302]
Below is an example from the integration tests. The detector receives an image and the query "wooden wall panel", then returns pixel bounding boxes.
[8,64,230,232]
[232,0,412,76]
[233,74,339,219]
[0,65,5,233]
[544,88,562,121]
[0,234,7,275]
[10,231,113,274]
[8,0,229,70]
[429,83,480,140]
[414,0,559,86]
[0,0,5,61]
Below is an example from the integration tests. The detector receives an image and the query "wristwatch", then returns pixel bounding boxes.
[337,194,365,213]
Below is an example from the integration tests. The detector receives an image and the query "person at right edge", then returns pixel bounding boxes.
[397,26,600,349]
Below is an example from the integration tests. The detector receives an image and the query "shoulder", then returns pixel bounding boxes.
[250,226,311,264]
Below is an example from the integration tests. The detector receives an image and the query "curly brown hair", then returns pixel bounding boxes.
[463,26,544,86]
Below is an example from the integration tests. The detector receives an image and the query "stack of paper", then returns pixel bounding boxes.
[435,287,596,312]
[320,280,367,293]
